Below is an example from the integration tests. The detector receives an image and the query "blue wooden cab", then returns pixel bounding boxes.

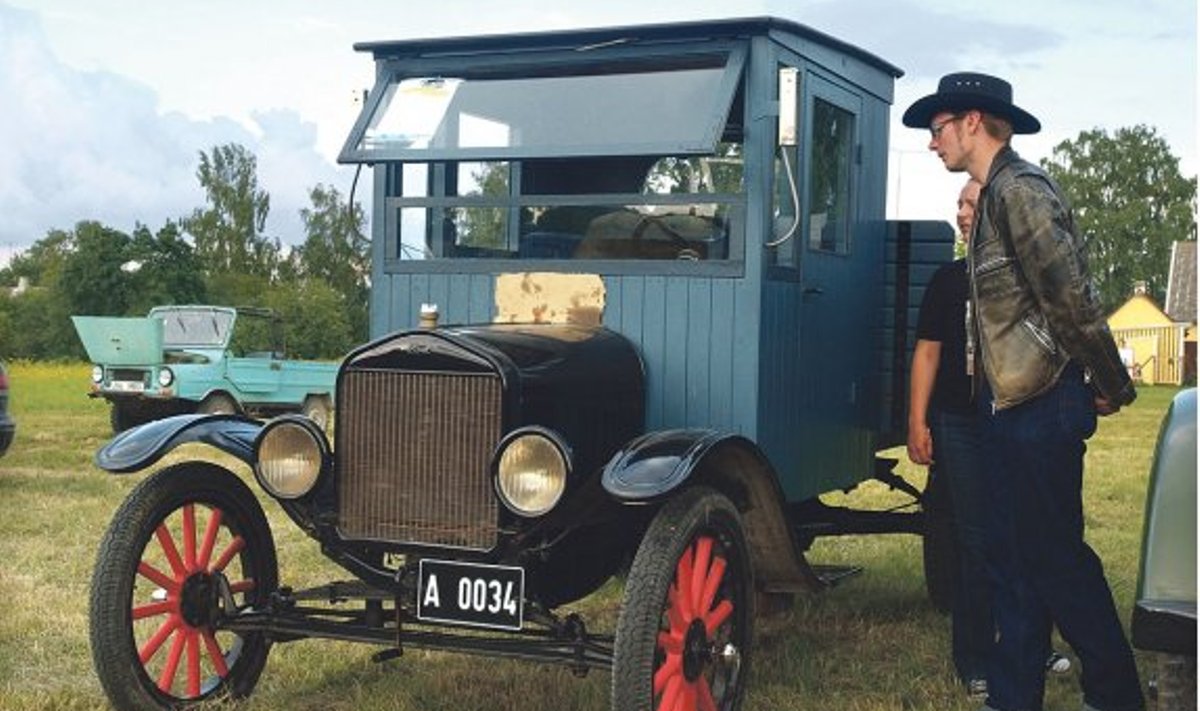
[338,17,952,504]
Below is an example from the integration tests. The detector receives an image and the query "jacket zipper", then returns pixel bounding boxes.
[1022,317,1057,354]
[975,255,1012,277]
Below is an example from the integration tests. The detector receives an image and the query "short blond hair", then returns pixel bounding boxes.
[981,113,1014,143]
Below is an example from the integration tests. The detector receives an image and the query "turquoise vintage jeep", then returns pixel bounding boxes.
[74,305,338,432]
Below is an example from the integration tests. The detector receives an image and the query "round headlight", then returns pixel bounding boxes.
[254,419,325,500]
[495,430,568,517]
[157,367,174,387]
[91,365,103,383]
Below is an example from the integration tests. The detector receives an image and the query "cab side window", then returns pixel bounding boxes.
[808,98,855,254]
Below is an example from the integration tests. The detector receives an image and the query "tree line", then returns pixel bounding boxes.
[0,126,1194,362]
[0,143,369,361]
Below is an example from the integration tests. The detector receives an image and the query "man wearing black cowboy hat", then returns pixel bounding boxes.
[903,73,1143,711]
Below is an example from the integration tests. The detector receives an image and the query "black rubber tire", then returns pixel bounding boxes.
[1155,653,1197,711]
[111,403,141,433]
[89,463,278,710]
[613,486,753,711]
[196,393,239,416]
[922,465,959,614]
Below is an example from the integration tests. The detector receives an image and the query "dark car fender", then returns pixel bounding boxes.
[602,429,824,593]
[1131,388,1197,655]
[95,414,263,473]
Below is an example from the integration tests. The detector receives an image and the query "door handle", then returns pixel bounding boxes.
[803,286,825,296]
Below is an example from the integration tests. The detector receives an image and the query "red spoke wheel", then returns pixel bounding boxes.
[90,463,278,710]
[614,487,753,711]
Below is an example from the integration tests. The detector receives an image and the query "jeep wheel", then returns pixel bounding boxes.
[613,486,753,711]
[197,393,239,416]
[90,462,278,710]
[301,395,332,432]
[922,466,958,614]
[111,402,149,433]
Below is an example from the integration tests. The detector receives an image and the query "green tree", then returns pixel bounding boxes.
[295,184,370,343]
[125,222,207,314]
[0,228,80,359]
[454,162,509,251]
[59,221,134,316]
[1041,125,1197,312]
[0,288,78,360]
[204,272,274,310]
[184,143,278,278]
[264,280,356,359]
[0,229,72,289]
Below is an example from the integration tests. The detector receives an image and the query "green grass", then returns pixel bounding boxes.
[0,362,1177,710]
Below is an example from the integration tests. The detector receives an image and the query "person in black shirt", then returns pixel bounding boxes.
[909,179,1072,698]
[908,177,992,695]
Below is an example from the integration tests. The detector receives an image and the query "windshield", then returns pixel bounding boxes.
[154,309,234,348]
[387,147,743,263]
[340,51,743,162]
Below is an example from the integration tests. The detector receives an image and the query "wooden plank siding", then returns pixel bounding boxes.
[355,20,914,505]
[1110,323,1189,386]
[371,272,757,436]
[878,221,956,448]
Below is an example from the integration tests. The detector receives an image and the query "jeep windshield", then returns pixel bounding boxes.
[339,50,746,264]
[152,308,235,348]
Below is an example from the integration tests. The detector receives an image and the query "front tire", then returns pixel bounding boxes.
[613,486,753,711]
[90,463,278,710]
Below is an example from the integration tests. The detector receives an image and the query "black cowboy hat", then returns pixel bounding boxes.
[902,72,1041,135]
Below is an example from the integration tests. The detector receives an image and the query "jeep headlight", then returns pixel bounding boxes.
[157,367,174,387]
[91,365,103,384]
[494,429,569,517]
[254,417,327,500]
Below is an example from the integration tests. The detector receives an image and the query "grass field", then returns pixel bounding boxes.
[0,361,1177,710]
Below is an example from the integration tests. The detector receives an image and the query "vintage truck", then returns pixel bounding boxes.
[86,18,956,711]
[74,305,338,432]
[1131,388,1196,711]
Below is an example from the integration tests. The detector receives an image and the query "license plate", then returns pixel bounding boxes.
[416,559,524,631]
[108,380,145,392]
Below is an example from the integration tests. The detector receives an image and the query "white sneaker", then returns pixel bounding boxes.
[1047,651,1071,674]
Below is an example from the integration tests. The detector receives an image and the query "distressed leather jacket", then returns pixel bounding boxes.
[969,146,1136,410]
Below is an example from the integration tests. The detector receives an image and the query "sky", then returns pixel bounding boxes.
[0,0,1195,266]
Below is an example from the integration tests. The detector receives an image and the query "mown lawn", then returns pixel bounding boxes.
[0,361,1176,710]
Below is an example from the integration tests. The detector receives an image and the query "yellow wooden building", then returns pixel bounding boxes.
[1108,241,1196,387]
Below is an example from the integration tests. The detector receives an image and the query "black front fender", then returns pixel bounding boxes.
[601,429,729,500]
[96,414,263,473]
[602,428,825,593]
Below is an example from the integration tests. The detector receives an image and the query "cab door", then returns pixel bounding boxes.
[794,75,868,492]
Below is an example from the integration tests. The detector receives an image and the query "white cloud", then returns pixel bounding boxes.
[0,0,1194,256]
[0,2,344,251]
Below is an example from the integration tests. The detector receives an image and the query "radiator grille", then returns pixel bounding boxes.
[336,369,502,550]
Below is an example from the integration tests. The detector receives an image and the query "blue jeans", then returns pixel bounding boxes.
[929,408,993,683]
[977,365,1143,711]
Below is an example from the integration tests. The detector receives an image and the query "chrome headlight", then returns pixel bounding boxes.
[157,367,174,387]
[91,365,103,383]
[494,429,569,517]
[254,417,328,500]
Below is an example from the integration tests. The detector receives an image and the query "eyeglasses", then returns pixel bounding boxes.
[929,113,965,139]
